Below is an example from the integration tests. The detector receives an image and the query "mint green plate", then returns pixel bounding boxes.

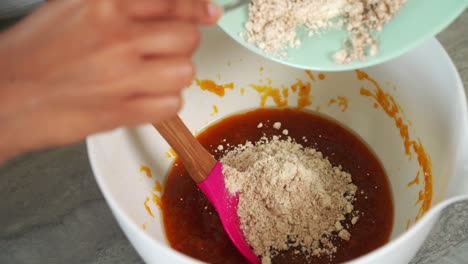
[215,0,467,71]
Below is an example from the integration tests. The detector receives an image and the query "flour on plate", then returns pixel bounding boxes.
[243,0,406,63]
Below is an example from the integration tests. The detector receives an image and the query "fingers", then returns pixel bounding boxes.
[118,95,182,125]
[128,21,200,56]
[39,94,182,146]
[88,95,182,132]
[122,0,222,24]
[80,0,210,57]
[110,57,194,97]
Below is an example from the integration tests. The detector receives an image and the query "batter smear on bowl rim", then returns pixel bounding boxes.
[161,108,393,264]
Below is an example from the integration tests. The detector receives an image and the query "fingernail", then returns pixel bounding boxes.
[207,2,221,18]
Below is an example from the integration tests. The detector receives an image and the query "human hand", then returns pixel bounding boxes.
[0,0,221,162]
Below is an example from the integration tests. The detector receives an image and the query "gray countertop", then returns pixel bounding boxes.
[0,9,467,264]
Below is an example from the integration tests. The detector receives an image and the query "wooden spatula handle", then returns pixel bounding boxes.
[154,116,216,183]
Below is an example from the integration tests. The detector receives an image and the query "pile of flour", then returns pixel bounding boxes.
[243,0,406,63]
[221,136,358,263]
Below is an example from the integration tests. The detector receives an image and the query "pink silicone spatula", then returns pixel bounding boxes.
[154,116,259,264]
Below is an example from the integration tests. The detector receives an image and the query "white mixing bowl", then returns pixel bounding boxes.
[87,26,468,264]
